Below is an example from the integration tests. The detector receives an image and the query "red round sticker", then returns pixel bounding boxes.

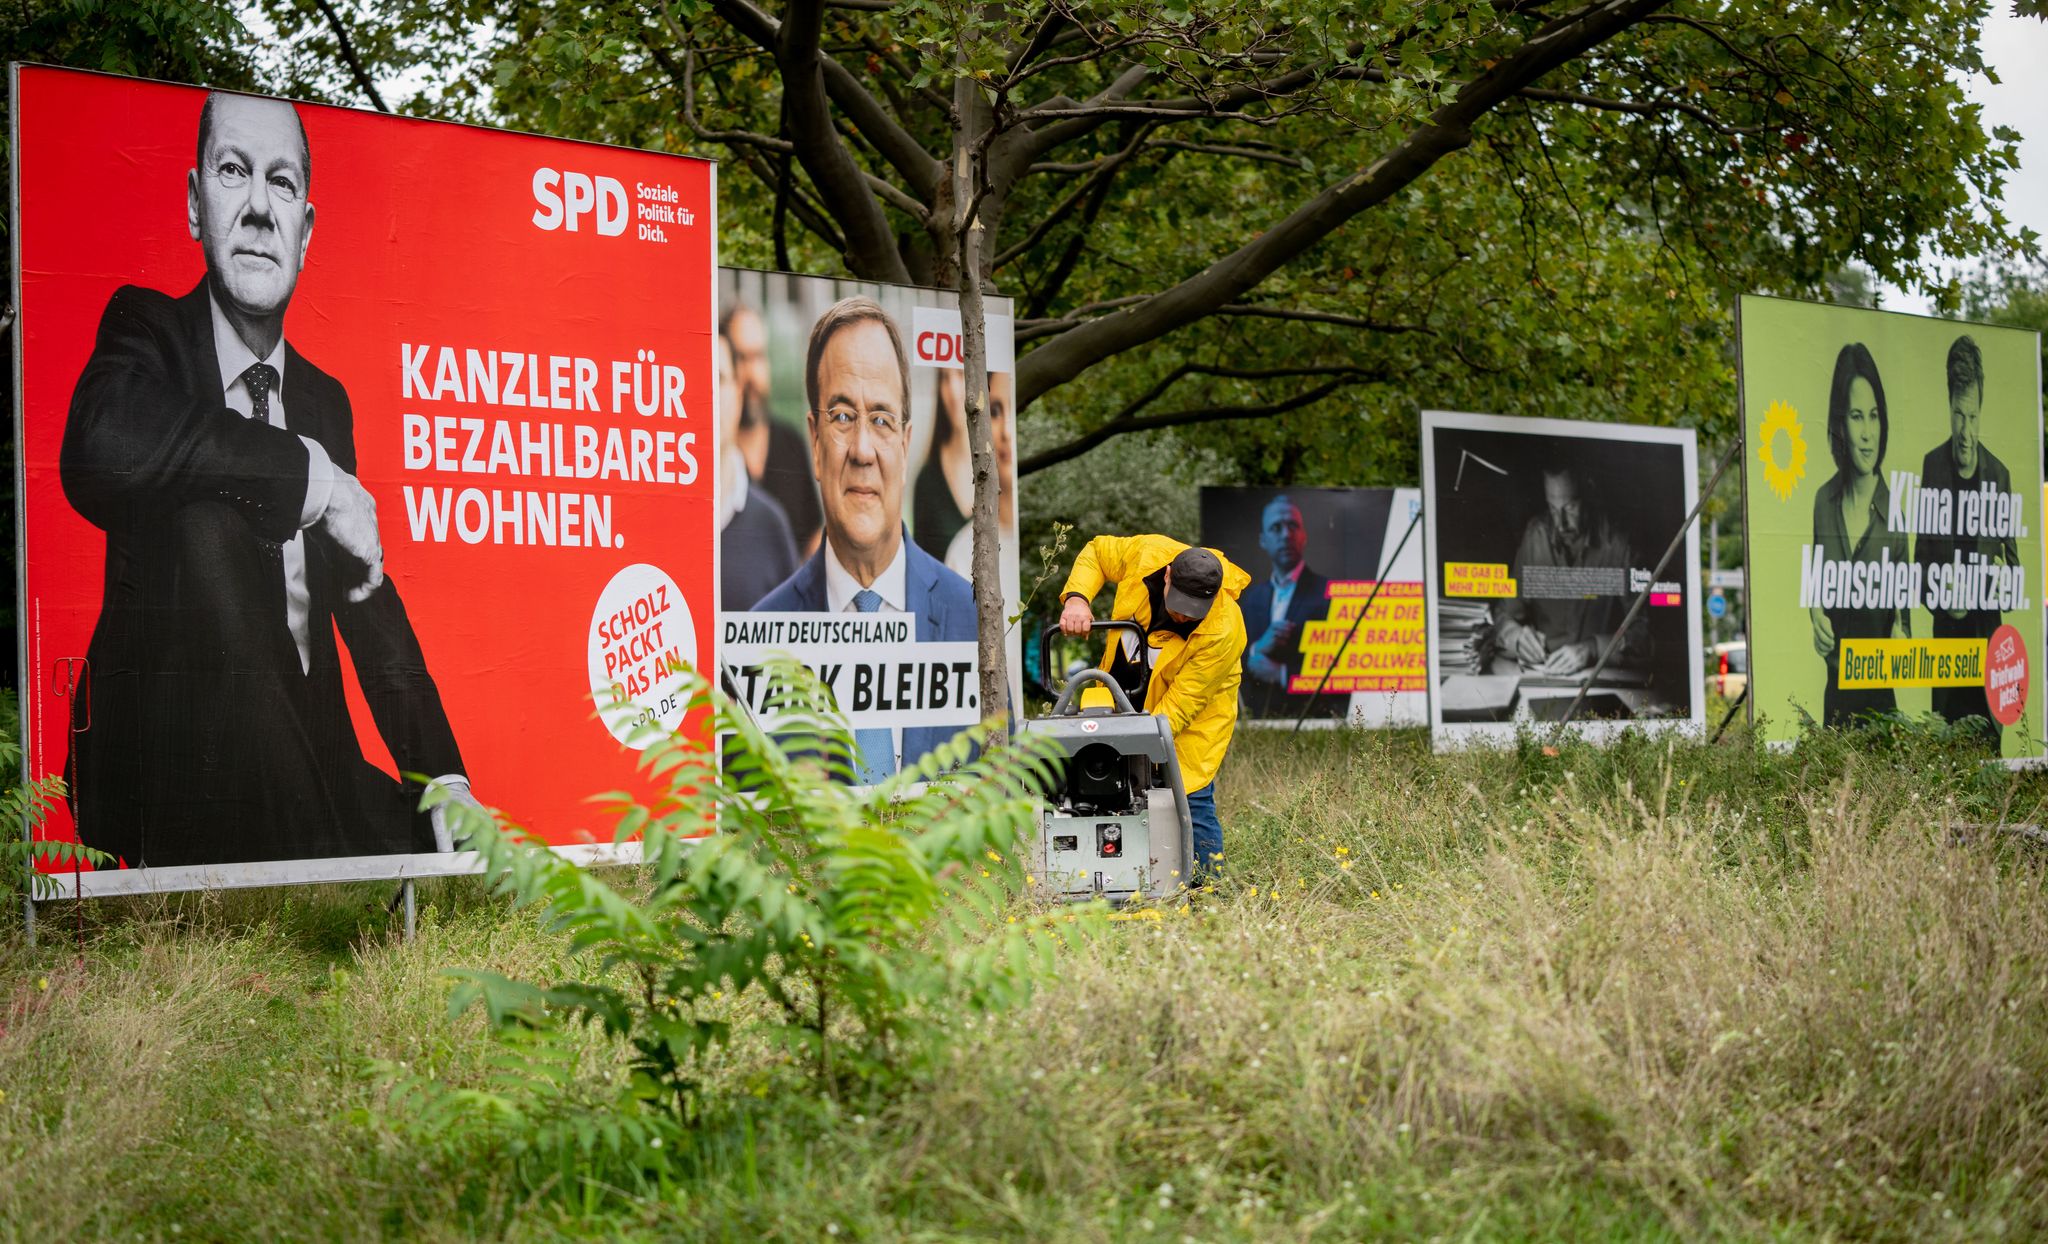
[1984,623,2029,727]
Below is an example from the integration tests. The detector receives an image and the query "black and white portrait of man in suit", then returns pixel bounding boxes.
[60,90,477,868]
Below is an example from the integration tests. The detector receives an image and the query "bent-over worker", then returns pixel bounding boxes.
[1059,536,1250,883]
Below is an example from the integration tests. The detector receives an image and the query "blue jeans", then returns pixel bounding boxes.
[1187,782,1224,885]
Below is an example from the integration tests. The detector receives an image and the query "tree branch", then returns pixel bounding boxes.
[706,0,941,192]
[1004,6,1070,79]
[1214,304,1434,332]
[732,144,848,254]
[310,0,389,112]
[1014,294,1149,342]
[768,0,907,277]
[1517,83,1767,136]
[1019,372,1380,475]
[1015,0,1671,411]
[1020,149,1133,319]
[993,122,1154,270]
[710,0,928,276]
[660,44,929,223]
[1148,139,1308,168]
[991,62,1152,189]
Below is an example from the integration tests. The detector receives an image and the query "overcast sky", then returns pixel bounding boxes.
[1879,7,2048,311]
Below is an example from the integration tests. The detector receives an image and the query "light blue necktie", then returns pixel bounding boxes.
[851,589,896,783]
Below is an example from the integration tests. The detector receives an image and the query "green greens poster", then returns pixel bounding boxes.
[1739,296,2044,757]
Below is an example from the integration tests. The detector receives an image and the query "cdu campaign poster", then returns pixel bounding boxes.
[1738,296,2044,757]
[1421,411,1703,749]
[12,67,717,892]
[1199,486,1427,728]
[713,268,1022,782]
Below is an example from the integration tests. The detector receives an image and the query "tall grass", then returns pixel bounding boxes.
[1,721,2044,1240]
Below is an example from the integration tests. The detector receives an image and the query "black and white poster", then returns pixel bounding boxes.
[1421,411,1704,748]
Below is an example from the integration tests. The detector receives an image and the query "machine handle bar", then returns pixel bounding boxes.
[1039,618,1150,694]
[1047,668,1140,718]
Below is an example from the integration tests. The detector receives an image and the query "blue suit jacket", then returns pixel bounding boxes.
[755,533,976,766]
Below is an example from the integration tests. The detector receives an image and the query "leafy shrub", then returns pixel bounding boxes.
[0,689,110,903]
[381,661,1087,1192]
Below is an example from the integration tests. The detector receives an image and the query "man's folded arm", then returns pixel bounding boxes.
[335,577,465,787]
[60,286,310,541]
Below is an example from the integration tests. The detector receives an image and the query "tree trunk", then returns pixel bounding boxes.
[953,75,1008,727]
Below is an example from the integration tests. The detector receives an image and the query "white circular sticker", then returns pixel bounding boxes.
[587,563,697,748]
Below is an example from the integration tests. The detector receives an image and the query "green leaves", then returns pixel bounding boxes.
[394,658,1090,1193]
[0,690,112,902]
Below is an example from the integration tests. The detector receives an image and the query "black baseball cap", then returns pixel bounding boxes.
[1164,547,1224,619]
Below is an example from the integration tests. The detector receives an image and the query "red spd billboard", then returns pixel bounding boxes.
[12,67,717,891]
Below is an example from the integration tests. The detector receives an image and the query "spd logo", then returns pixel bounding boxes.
[532,168,627,236]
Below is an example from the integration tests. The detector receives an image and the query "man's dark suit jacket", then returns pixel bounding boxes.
[1914,439,2017,631]
[720,487,800,611]
[60,282,463,867]
[1914,438,2016,727]
[1239,566,1331,718]
[754,533,975,765]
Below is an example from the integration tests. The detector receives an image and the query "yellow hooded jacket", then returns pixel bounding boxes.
[1059,534,1251,792]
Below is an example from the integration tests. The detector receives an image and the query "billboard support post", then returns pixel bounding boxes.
[1710,683,1750,745]
[1291,507,1423,733]
[385,878,417,940]
[1556,437,1742,730]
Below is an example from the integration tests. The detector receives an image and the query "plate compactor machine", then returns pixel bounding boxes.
[1020,620,1194,903]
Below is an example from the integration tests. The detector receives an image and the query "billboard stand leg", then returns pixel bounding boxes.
[22,895,34,949]
[1556,437,1743,731]
[386,879,417,941]
[1709,684,1750,745]
[1292,508,1424,733]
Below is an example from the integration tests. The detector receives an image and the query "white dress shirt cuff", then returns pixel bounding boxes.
[297,436,336,528]
[426,774,475,853]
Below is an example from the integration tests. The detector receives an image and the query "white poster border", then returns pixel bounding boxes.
[1420,409,1705,750]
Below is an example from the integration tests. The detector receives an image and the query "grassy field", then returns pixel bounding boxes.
[3,718,2047,1241]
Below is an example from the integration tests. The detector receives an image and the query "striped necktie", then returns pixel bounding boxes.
[242,363,285,570]
[851,588,895,783]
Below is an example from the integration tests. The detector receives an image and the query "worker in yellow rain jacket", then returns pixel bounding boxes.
[1059,534,1250,882]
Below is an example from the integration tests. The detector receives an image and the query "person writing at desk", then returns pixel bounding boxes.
[1495,464,1644,676]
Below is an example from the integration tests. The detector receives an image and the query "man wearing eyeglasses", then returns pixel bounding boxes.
[59,91,473,868]
[753,295,975,781]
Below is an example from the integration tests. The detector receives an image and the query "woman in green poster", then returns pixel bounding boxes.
[1810,342,1911,725]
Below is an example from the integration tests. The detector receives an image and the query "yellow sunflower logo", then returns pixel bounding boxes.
[1758,400,1807,501]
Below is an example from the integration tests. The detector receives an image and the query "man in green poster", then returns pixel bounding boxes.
[1912,335,2018,740]
[1739,295,2043,759]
